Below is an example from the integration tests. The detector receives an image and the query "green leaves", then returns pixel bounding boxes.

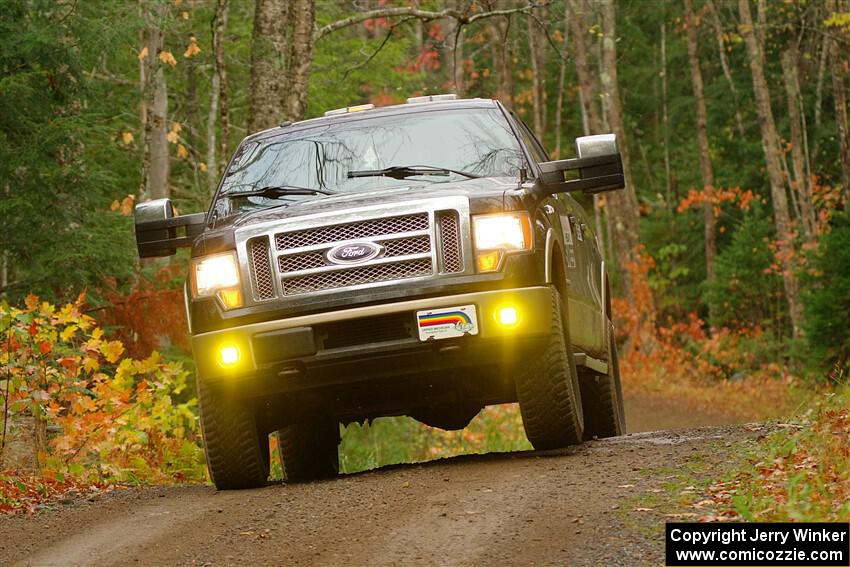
[1,294,206,488]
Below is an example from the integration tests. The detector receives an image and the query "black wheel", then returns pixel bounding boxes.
[581,320,626,439]
[276,420,340,482]
[198,379,270,490]
[516,286,584,449]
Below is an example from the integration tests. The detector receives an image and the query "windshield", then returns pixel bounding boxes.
[213,107,525,216]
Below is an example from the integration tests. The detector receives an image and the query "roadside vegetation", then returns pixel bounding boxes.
[1,0,850,517]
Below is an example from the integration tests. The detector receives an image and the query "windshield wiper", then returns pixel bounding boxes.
[223,185,336,198]
[347,165,481,180]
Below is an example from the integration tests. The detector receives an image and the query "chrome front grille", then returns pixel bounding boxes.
[274,212,436,296]
[240,199,470,302]
[275,214,429,250]
[248,238,275,300]
[279,252,325,273]
[281,258,432,295]
[438,211,463,273]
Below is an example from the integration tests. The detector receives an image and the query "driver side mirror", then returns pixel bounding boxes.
[134,198,206,258]
[538,134,625,195]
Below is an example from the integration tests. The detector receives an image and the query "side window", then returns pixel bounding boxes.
[514,118,549,163]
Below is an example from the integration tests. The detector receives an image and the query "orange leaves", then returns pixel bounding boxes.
[110,194,135,216]
[165,122,190,161]
[1,295,205,488]
[24,293,39,310]
[0,472,109,515]
[676,186,755,214]
[121,131,134,146]
[183,35,200,58]
[166,121,181,144]
[158,50,177,68]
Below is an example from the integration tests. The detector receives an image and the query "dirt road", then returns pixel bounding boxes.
[0,395,754,567]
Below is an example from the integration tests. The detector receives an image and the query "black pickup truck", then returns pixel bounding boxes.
[135,95,626,489]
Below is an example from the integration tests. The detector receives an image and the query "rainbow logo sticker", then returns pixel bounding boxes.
[416,304,478,341]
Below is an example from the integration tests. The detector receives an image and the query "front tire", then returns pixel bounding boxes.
[516,286,584,449]
[276,420,340,482]
[198,379,270,490]
[581,320,626,439]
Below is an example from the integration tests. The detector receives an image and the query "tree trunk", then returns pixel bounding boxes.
[812,31,829,163]
[598,0,641,288]
[706,0,746,137]
[554,5,569,159]
[568,0,603,134]
[452,12,466,97]
[660,19,672,209]
[780,44,816,241]
[527,9,546,139]
[684,0,717,283]
[207,0,228,193]
[487,4,514,107]
[141,3,170,201]
[568,0,606,260]
[738,0,803,335]
[829,5,850,202]
[249,0,291,132]
[283,0,315,121]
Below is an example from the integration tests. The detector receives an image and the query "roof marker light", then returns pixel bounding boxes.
[323,103,375,117]
[406,94,459,104]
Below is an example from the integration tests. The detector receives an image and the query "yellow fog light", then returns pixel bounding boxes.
[219,345,241,367]
[496,306,519,326]
[217,287,243,310]
[476,250,502,272]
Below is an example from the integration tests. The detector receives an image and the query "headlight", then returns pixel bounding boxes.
[473,213,533,251]
[472,213,532,272]
[191,251,243,309]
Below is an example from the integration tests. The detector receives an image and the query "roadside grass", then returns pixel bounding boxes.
[274,404,531,477]
[621,438,758,538]
[627,386,850,524]
[337,404,532,474]
[707,387,850,521]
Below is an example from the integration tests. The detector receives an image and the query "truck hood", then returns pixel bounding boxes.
[225,177,526,229]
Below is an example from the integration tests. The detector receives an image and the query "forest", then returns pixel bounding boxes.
[1,0,850,522]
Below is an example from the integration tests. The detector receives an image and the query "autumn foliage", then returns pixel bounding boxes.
[0,293,205,508]
[614,248,796,422]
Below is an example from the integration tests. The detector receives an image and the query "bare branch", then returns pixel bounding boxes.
[315,2,550,41]
[341,17,416,80]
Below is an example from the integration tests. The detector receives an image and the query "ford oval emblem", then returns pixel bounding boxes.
[326,242,383,264]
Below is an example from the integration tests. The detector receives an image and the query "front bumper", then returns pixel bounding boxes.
[192,285,555,388]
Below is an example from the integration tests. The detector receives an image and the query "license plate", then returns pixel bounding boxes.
[416,305,479,341]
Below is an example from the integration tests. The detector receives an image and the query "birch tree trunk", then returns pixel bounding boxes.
[141,2,170,201]
[780,44,816,241]
[598,0,641,285]
[660,19,672,208]
[527,9,546,138]
[684,0,717,282]
[828,0,850,202]
[207,0,228,194]
[706,0,745,137]
[738,0,803,335]
[812,31,830,163]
